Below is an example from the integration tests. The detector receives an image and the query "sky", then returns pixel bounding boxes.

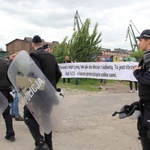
[0,0,150,51]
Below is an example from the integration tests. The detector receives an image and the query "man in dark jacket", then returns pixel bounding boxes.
[131,29,150,150]
[0,58,15,141]
[23,35,62,150]
[42,44,53,53]
[63,56,71,83]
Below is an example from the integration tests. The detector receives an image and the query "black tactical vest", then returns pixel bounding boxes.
[0,58,10,89]
[138,50,150,101]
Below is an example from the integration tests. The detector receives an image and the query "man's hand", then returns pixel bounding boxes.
[133,66,141,72]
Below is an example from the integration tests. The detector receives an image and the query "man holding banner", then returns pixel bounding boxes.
[127,29,150,150]
[23,35,62,150]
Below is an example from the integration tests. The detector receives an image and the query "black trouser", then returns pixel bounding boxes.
[138,103,150,150]
[1,90,15,137]
[129,81,138,91]
[24,105,53,149]
[63,78,70,83]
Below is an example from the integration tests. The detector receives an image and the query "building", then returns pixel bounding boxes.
[100,48,130,62]
[6,37,59,54]
[6,39,31,54]
[6,37,130,62]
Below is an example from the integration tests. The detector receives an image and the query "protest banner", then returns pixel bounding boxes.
[59,62,138,81]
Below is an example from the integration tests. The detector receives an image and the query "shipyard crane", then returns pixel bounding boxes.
[125,20,140,51]
[73,10,83,31]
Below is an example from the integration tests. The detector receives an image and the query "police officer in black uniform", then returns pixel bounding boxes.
[0,57,15,141]
[127,29,150,150]
[23,35,62,150]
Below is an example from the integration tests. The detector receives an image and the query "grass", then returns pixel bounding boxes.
[57,78,126,92]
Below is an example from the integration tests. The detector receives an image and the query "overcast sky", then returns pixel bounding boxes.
[0,0,150,51]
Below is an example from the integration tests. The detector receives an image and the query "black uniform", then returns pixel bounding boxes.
[134,50,150,149]
[0,58,15,141]
[23,47,62,150]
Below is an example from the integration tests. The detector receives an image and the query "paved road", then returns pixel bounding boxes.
[0,88,141,150]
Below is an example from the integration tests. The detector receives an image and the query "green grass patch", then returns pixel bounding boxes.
[57,78,122,91]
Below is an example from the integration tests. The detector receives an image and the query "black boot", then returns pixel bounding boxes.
[140,136,150,150]
[44,132,53,150]
[26,124,49,150]
[34,142,50,150]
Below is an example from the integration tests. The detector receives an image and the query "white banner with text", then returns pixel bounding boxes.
[59,62,139,81]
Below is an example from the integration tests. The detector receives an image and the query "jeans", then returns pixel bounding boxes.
[11,90,19,118]
[75,78,79,85]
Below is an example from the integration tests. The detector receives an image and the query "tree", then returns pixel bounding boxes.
[53,37,69,63]
[53,18,102,63]
[68,18,102,62]
[130,50,144,62]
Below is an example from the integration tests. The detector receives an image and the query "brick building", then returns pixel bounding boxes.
[6,37,130,62]
[100,48,130,62]
[6,37,59,54]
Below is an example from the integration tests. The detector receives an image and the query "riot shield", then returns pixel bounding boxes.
[8,50,68,134]
[0,92,8,114]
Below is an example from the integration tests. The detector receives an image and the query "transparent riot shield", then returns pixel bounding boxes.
[0,92,8,114]
[8,50,68,134]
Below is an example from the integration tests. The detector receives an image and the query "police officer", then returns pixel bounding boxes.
[0,57,15,141]
[130,29,150,150]
[42,44,53,53]
[24,35,62,150]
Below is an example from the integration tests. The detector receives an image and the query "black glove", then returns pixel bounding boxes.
[57,88,61,92]
[130,101,139,110]
[124,105,132,114]
[56,88,64,97]
[124,101,139,115]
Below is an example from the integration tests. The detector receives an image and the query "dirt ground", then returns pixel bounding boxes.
[0,82,141,150]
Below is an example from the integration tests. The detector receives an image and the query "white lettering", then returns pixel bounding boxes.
[23,78,45,103]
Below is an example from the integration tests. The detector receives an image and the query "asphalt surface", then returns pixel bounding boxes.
[0,86,141,150]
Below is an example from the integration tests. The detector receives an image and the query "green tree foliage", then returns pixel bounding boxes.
[53,37,68,63]
[68,18,102,62]
[130,50,144,62]
[53,18,102,63]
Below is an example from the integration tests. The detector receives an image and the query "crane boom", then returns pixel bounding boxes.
[125,20,140,51]
[73,10,83,31]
